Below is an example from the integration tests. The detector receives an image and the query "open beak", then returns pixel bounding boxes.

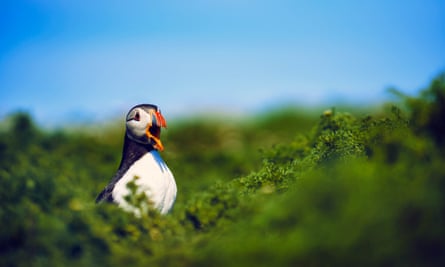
[145,110,167,151]
[145,124,164,151]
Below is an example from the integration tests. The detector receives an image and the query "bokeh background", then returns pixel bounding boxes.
[1,1,445,266]
[1,0,444,125]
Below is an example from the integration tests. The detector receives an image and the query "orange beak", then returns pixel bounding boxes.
[145,125,164,151]
[145,110,167,151]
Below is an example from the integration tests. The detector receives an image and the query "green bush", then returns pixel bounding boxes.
[1,72,444,266]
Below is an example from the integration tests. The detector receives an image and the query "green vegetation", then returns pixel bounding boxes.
[1,73,445,266]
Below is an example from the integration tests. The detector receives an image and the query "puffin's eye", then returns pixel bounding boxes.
[134,112,140,121]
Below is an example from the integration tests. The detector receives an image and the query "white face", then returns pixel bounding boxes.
[125,107,153,144]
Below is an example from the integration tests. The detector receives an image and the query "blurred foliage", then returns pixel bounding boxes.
[1,72,445,266]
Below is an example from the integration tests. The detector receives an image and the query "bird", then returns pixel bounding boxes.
[95,104,177,215]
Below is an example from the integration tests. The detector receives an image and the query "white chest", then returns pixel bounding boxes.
[112,151,177,215]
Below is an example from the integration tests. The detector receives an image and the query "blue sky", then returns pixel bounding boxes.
[1,0,444,126]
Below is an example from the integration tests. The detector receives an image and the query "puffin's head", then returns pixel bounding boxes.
[125,104,167,151]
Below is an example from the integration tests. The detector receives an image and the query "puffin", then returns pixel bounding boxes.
[96,104,177,215]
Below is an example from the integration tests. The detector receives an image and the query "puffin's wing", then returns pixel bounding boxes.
[95,185,114,203]
[95,167,128,203]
